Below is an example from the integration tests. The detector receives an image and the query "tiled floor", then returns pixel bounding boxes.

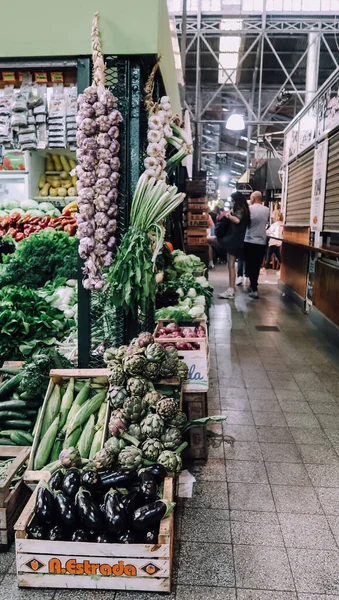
[2,267,339,599]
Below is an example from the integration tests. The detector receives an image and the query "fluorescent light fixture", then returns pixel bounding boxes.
[234,161,245,167]
[231,170,241,175]
[226,114,245,131]
[240,136,256,144]
[222,108,229,112]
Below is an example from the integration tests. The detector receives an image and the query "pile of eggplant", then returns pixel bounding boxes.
[26,463,175,544]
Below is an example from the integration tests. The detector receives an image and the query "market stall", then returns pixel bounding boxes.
[0,0,217,593]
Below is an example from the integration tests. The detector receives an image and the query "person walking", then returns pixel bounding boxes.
[265,212,283,269]
[244,191,269,299]
[218,191,251,300]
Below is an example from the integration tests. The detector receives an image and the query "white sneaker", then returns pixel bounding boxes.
[218,288,235,299]
[236,276,243,286]
[249,291,259,299]
[208,262,215,270]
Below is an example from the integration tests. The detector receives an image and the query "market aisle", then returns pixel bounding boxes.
[2,267,339,600]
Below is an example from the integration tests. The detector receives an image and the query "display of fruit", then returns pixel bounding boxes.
[156,397,178,421]
[124,354,147,377]
[108,361,126,386]
[144,390,162,407]
[118,446,143,471]
[161,427,182,450]
[142,439,164,461]
[108,386,129,410]
[145,343,166,364]
[126,377,148,398]
[123,397,148,423]
[140,414,165,439]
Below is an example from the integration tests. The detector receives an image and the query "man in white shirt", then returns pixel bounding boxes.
[244,191,269,299]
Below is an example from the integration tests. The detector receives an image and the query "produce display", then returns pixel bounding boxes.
[0,457,26,487]
[37,154,77,199]
[26,463,174,544]
[32,375,108,471]
[76,14,122,291]
[156,322,206,351]
[0,211,77,241]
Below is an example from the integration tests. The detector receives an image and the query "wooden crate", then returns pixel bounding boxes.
[154,322,209,393]
[25,369,109,484]
[183,393,207,460]
[186,179,206,196]
[15,477,174,591]
[188,212,209,228]
[0,446,31,551]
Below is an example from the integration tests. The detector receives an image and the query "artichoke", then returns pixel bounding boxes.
[108,385,129,410]
[124,354,147,377]
[142,438,164,461]
[108,361,126,386]
[118,446,143,471]
[140,413,165,439]
[144,390,162,407]
[144,361,161,381]
[156,397,178,421]
[128,423,146,442]
[160,357,178,378]
[116,345,128,362]
[126,343,144,357]
[137,332,154,348]
[168,410,188,431]
[165,346,179,361]
[145,343,166,364]
[177,360,189,379]
[59,446,81,469]
[161,427,182,450]
[123,396,148,423]
[108,409,128,437]
[103,347,119,363]
[127,377,148,398]
[158,450,182,473]
[104,437,126,456]
[93,448,115,470]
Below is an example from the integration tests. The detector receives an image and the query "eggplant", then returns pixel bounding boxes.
[144,528,159,544]
[132,500,173,531]
[95,532,111,543]
[122,490,144,515]
[34,483,54,524]
[81,468,100,491]
[62,468,81,498]
[142,464,167,484]
[117,530,136,544]
[71,529,88,542]
[49,469,64,491]
[47,525,64,541]
[54,491,77,526]
[26,516,45,540]
[105,488,126,535]
[76,487,103,531]
[99,502,106,516]
[139,471,157,503]
[98,468,136,490]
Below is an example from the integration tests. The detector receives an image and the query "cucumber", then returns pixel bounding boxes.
[3,420,32,429]
[0,374,22,398]
[0,438,15,445]
[0,400,27,411]
[20,392,39,401]
[10,431,33,445]
[12,393,21,402]
[0,367,22,376]
[0,411,30,420]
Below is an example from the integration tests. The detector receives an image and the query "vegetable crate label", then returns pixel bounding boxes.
[18,555,169,578]
[179,351,208,392]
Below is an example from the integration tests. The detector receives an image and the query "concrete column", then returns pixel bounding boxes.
[305,26,321,105]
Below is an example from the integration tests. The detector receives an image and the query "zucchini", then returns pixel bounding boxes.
[0,400,27,411]
[0,374,22,398]
[10,431,33,445]
[3,419,32,429]
[0,367,22,376]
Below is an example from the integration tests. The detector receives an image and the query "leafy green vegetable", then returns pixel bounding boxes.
[0,230,78,289]
[155,306,194,323]
[19,351,71,397]
[0,286,75,360]
[160,273,213,310]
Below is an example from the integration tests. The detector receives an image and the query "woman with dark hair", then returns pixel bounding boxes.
[217,191,251,300]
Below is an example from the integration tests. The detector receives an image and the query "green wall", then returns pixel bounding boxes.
[0,0,181,113]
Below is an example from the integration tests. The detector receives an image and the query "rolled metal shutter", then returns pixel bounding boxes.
[285,149,314,226]
[324,132,339,231]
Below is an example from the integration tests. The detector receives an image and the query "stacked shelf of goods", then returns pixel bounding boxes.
[186,197,208,247]
[0,446,31,551]
[34,154,77,209]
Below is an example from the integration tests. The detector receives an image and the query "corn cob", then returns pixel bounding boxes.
[78,414,95,459]
[63,382,90,431]
[59,378,74,429]
[89,427,103,460]
[66,390,106,435]
[40,385,61,438]
[63,427,82,449]
[34,414,60,470]
[96,401,107,429]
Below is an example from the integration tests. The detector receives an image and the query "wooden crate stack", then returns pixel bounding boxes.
[184,179,209,264]
[0,446,31,551]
